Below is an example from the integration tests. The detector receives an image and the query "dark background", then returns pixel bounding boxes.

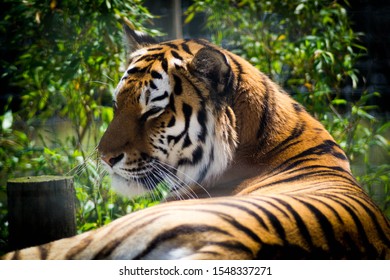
[348,0,390,113]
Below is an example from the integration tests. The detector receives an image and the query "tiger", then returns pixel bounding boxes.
[2,25,390,260]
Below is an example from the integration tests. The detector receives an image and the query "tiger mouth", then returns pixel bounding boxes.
[116,164,175,191]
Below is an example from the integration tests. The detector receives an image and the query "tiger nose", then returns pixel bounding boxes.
[101,154,124,168]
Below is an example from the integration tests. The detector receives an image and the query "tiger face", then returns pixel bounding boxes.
[98,28,237,198]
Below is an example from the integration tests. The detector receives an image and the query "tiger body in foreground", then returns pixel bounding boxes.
[3,27,390,259]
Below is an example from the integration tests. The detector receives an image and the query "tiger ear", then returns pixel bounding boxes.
[123,24,158,53]
[189,47,234,100]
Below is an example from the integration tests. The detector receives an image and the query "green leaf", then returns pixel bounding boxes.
[185,12,195,24]
[331,99,347,105]
[294,3,305,14]
[2,111,13,130]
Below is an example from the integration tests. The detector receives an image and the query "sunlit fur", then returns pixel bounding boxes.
[2,28,389,260]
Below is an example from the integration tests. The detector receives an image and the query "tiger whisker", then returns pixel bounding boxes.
[66,145,100,177]
[137,161,196,201]
[102,73,115,82]
[147,173,163,201]
[151,167,177,199]
[156,160,210,198]
[151,164,185,200]
[153,160,210,199]
[155,165,203,200]
[163,171,199,200]
[90,80,110,86]
[164,174,195,200]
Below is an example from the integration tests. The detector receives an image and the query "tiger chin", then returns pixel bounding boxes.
[2,25,389,260]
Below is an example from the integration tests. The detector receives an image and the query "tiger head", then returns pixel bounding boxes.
[98,27,238,198]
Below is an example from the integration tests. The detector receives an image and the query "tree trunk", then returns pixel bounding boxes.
[7,176,76,250]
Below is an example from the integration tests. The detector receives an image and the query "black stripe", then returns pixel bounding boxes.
[284,164,351,176]
[218,211,263,245]
[250,197,291,219]
[151,70,163,79]
[194,208,261,250]
[283,164,358,186]
[291,196,343,257]
[261,171,314,187]
[282,164,357,184]
[262,169,356,188]
[182,102,192,130]
[140,107,163,122]
[179,70,205,100]
[192,38,213,47]
[305,195,344,224]
[133,225,232,260]
[149,81,157,90]
[182,102,192,119]
[207,241,254,258]
[178,146,203,166]
[323,140,348,160]
[278,158,322,174]
[267,121,305,157]
[256,243,313,259]
[295,184,357,194]
[147,47,163,51]
[217,202,269,231]
[152,143,168,155]
[93,215,168,259]
[256,77,271,143]
[271,140,348,174]
[171,50,184,60]
[173,74,182,95]
[194,208,263,248]
[161,42,179,49]
[65,236,94,259]
[343,193,390,247]
[182,134,192,148]
[127,67,141,75]
[135,53,164,63]
[273,196,315,250]
[242,200,287,243]
[12,250,20,260]
[293,103,304,112]
[192,145,203,163]
[169,94,176,113]
[197,108,207,142]
[39,244,50,259]
[93,238,123,259]
[167,116,175,127]
[197,159,210,183]
[167,103,192,145]
[226,54,243,92]
[181,42,193,55]
[161,59,168,72]
[151,91,169,102]
[323,194,378,257]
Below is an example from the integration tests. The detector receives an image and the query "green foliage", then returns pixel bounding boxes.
[0,0,161,254]
[186,0,390,214]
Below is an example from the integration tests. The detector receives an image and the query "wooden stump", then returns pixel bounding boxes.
[7,175,76,250]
